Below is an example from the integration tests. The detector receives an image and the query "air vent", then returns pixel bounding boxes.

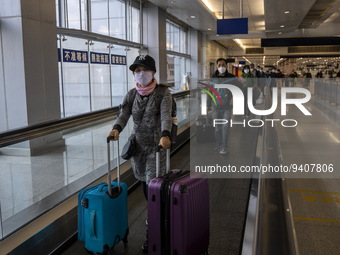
[245,48,264,54]
[288,46,340,53]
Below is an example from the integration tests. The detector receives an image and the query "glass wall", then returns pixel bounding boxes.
[167,54,187,91]
[58,35,140,117]
[111,46,131,106]
[59,37,91,117]
[56,0,142,117]
[89,42,111,110]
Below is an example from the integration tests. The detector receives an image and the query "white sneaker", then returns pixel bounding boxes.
[220,149,229,155]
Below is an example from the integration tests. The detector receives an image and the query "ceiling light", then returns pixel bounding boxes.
[191,15,196,19]
[278,32,282,34]
[284,11,290,14]
[280,25,285,28]
[234,39,246,50]
[201,0,250,19]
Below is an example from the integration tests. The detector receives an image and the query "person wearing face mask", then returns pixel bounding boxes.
[257,66,266,94]
[240,65,255,86]
[240,65,256,116]
[108,55,172,252]
[207,58,243,155]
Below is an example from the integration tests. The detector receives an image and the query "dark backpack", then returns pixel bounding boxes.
[129,85,178,144]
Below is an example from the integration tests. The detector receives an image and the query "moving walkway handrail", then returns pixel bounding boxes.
[241,116,265,255]
[0,90,191,148]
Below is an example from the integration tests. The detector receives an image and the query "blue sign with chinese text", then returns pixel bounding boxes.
[62,48,88,63]
[111,54,127,65]
[90,52,110,64]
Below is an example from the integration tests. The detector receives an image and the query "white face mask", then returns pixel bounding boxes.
[244,69,250,74]
[250,68,254,72]
[134,71,153,86]
[218,67,226,74]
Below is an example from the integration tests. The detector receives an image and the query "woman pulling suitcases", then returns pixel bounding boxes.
[108,54,172,253]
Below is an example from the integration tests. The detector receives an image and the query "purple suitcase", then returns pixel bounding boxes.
[148,147,210,255]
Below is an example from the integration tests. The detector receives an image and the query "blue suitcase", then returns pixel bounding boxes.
[78,138,129,254]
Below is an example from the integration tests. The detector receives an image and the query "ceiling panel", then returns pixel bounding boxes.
[146,0,340,61]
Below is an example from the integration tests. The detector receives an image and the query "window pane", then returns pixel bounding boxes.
[110,46,128,106]
[67,0,81,29]
[130,6,140,43]
[81,0,88,30]
[180,29,187,54]
[167,55,175,84]
[109,0,126,40]
[166,21,180,52]
[56,0,59,27]
[167,21,187,54]
[91,0,109,35]
[60,37,90,117]
[89,42,111,111]
[167,54,186,92]
[174,56,185,91]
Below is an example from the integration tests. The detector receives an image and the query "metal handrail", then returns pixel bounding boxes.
[0,90,191,148]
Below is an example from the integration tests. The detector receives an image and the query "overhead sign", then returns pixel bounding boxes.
[217,18,248,35]
[262,37,340,47]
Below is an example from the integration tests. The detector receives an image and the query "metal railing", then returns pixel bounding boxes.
[314,79,340,106]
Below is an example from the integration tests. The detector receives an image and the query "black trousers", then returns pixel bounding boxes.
[141,181,148,200]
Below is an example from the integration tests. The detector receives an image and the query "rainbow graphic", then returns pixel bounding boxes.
[197,82,222,106]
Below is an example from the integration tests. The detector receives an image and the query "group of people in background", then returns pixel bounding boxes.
[315,70,340,78]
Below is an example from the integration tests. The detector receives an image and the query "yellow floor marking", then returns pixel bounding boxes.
[289,190,340,195]
[294,217,340,223]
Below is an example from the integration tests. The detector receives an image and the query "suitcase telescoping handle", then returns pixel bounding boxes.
[106,136,121,197]
[155,145,170,178]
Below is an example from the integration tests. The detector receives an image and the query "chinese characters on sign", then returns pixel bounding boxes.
[90,52,110,64]
[62,49,88,63]
[59,49,126,66]
[111,54,127,65]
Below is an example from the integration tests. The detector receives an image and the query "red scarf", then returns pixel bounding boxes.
[135,78,157,96]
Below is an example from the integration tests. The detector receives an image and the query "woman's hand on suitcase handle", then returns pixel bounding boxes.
[159,136,171,151]
[108,129,119,141]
